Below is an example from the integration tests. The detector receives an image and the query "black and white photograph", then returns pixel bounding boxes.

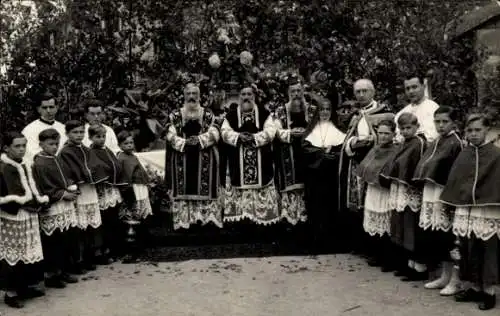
[1,0,500,315]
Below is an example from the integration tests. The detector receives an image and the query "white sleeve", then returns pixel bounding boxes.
[107,128,121,154]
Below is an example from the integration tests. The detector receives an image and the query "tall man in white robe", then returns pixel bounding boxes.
[22,92,67,164]
[82,99,120,154]
[221,86,279,224]
[270,78,313,224]
[165,83,221,229]
[395,75,439,142]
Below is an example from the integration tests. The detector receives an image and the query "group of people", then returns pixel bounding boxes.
[165,74,500,311]
[0,95,153,308]
[1,70,500,311]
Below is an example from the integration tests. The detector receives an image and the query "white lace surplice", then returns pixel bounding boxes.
[75,183,102,229]
[39,200,77,236]
[0,209,44,265]
[119,184,153,221]
[363,184,391,237]
[389,181,422,213]
[453,206,500,241]
[280,191,307,225]
[419,183,452,232]
[97,184,123,211]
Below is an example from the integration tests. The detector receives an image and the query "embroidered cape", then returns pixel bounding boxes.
[357,143,397,187]
[440,142,500,206]
[273,102,315,192]
[222,105,275,189]
[380,135,426,186]
[90,145,127,186]
[165,107,220,200]
[413,131,463,186]
[58,143,108,185]
[0,154,48,214]
[32,154,73,204]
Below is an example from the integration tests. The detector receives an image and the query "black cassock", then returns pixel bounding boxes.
[302,140,343,251]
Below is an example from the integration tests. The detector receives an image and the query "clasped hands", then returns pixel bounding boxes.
[185,136,200,146]
[239,132,255,145]
[290,127,305,138]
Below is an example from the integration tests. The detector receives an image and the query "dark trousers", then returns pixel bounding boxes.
[1,261,44,292]
[41,230,65,275]
[100,206,121,257]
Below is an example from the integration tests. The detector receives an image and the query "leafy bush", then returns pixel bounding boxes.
[0,0,492,137]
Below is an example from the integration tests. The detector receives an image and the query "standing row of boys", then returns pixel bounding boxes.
[355,100,500,310]
[0,111,152,308]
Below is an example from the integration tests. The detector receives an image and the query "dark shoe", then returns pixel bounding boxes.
[61,273,79,284]
[394,267,411,277]
[122,254,139,264]
[95,255,113,265]
[19,287,45,299]
[69,263,87,275]
[367,258,381,267]
[84,262,97,271]
[401,270,429,282]
[4,294,24,308]
[478,294,496,310]
[380,264,396,273]
[45,276,66,289]
[455,288,482,302]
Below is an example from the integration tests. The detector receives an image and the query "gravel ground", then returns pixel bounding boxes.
[1,254,498,316]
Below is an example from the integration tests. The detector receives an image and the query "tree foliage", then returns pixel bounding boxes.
[0,0,492,135]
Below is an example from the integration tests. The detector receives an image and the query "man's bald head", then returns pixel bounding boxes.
[353,79,375,107]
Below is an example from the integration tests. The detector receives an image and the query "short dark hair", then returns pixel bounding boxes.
[83,98,104,113]
[88,125,106,138]
[2,131,25,148]
[397,112,419,126]
[35,91,55,108]
[404,72,425,85]
[117,130,133,144]
[65,120,84,133]
[434,106,459,122]
[377,119,396,132]
[38,128,60,142]
[466,113,490,128]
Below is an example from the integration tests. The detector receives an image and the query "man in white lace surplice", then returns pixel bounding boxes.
[165,84,221,230]
[221,86,280,225]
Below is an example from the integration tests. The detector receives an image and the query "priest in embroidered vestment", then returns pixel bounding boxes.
[339,79,393,253]
[270,78,314,225]
[221,86,279,224]
[165,83,221,230]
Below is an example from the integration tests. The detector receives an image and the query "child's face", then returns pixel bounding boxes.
[91,133,106,147]
[377,125,394,145]
[4,137,27,161]
[40,138,59,156]
[434,113,455,136]
[67,126,85,144]
[399,123,418,139]
[120,136,135,153]
[466,120,488,146]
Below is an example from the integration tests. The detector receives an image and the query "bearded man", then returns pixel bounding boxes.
[270,77,314,224]
[340,79,394,254]
[165,83,222,230]
[221,86,279,224]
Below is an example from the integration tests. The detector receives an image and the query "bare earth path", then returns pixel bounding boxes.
[2,254,498,316]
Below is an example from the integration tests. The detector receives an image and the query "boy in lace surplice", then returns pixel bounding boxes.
[32,129,79,289]
[89,125,127,264]
[441,114,500,311]
[357,119,397,270]
[0,132,49,308]
[58,120,108,274]
[381,112,427,281]
[412,106,464,295]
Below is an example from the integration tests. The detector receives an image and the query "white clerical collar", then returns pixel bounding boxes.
[305,121,346,148]
[362,100,377,112]
[39,118,55,125]
[411,97,428,107]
